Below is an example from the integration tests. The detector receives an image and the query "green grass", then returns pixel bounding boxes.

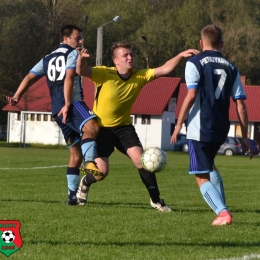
[0,148,260,260]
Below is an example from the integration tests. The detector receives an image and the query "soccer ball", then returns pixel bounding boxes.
[141,147,167,173]
[1,231,15,243]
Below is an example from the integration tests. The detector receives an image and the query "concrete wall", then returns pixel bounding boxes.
[7,111,256,149]
[161,111,175,150]
[7,112,66,145]
[178,122,255,139]
[133,115,162,150]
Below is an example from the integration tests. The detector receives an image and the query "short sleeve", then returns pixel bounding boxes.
[231,72,246,100]
[185,61,200,89]
[66,49,78,70]
[30,59,45,77]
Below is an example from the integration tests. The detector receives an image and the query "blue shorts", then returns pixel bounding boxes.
[188,140,221,174]
[54,101,97,148]
[96,124,142,157]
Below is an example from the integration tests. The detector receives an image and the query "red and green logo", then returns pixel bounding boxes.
[0,220,22,257]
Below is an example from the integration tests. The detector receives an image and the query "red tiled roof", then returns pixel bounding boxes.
[2,77,181,116]
[176,84,260,122]
[3,77,260,122]
[82,78,95,109]
[2,77,51,112]
[131,77,181,115]
[230,86,260,121]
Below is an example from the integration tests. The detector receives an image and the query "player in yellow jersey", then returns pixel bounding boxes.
[75,42,199,211]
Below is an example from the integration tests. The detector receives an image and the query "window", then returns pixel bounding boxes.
[130,115,137,124]
[37,114,41,121]
[141,115,150,124]
[17,113,21,121]
[43,114,48,121]
[30,114,35,121]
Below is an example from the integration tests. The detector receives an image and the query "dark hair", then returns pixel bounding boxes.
[201,24,222,49]
[60,24,82,42]
[111,42,132,58]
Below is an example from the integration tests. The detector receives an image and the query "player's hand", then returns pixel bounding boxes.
[241,138,254,159]
[57,105,70,124]
[76,47,91,58]
[180,49,200,58]
[170,125,182,144]
[6,96,18,106]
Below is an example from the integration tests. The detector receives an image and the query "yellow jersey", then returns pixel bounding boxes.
[91,66,155,127]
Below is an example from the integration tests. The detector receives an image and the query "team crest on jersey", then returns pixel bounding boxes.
[67,138,72,146]
[0,220,22,257]
[89,110,94,115]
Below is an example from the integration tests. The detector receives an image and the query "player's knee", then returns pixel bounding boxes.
[69,147,83,167]
[82,119,100,137]
[95,172,108,181]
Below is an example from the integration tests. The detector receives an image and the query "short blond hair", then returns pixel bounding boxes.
[111,42,132,58]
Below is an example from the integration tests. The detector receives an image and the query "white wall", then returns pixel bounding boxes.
[8,111,254,149]
[178,122,254,139]
[161,111,175,150]
[133,115,162,150]
[7,112,66,145]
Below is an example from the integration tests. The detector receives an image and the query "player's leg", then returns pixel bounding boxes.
[189,140,232,225]
[53,114,82,205]
[209,166,226,204]
[77,157,109,205]
[66,143,83,205]
[196,174,231,225]
[77,126,113,205]
[115,125,171,212]
[69,101,102,177]
[127,146,171,212]
[80,118,104,178]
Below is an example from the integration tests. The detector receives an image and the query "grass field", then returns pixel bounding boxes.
[0,147,260,260]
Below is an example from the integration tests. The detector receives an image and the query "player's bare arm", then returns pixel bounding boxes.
[170,88,197,144]
[235,99,253,159]
[6,72,39,105]
[154,49,200,78]
[76,47,92,78]
[58,68,75,124]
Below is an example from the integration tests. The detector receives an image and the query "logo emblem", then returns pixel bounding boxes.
[0,220,22,257]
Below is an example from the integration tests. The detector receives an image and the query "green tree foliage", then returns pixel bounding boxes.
[1,0,260,124]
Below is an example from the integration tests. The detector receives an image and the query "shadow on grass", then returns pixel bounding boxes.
[0,198,61,204]
[0,198,214,213]
[2,199,259,216]
[24,240,260,247]
[231,208,260,214]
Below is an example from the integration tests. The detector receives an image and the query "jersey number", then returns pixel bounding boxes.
[47,56,66,81]
[214,69,227,99]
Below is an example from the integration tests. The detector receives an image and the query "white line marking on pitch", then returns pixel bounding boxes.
[0,165,67,170]
[212,254,260,260]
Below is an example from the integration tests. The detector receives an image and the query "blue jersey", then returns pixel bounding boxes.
[185,50,246,143]
[30,44,83,115]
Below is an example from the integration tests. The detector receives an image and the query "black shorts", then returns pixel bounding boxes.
[96,124,142,157]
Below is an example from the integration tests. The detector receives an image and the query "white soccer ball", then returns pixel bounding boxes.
[1,231,15,243]
[141,147,167,173]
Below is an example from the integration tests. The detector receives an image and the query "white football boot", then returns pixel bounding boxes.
[150,198,172,212]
